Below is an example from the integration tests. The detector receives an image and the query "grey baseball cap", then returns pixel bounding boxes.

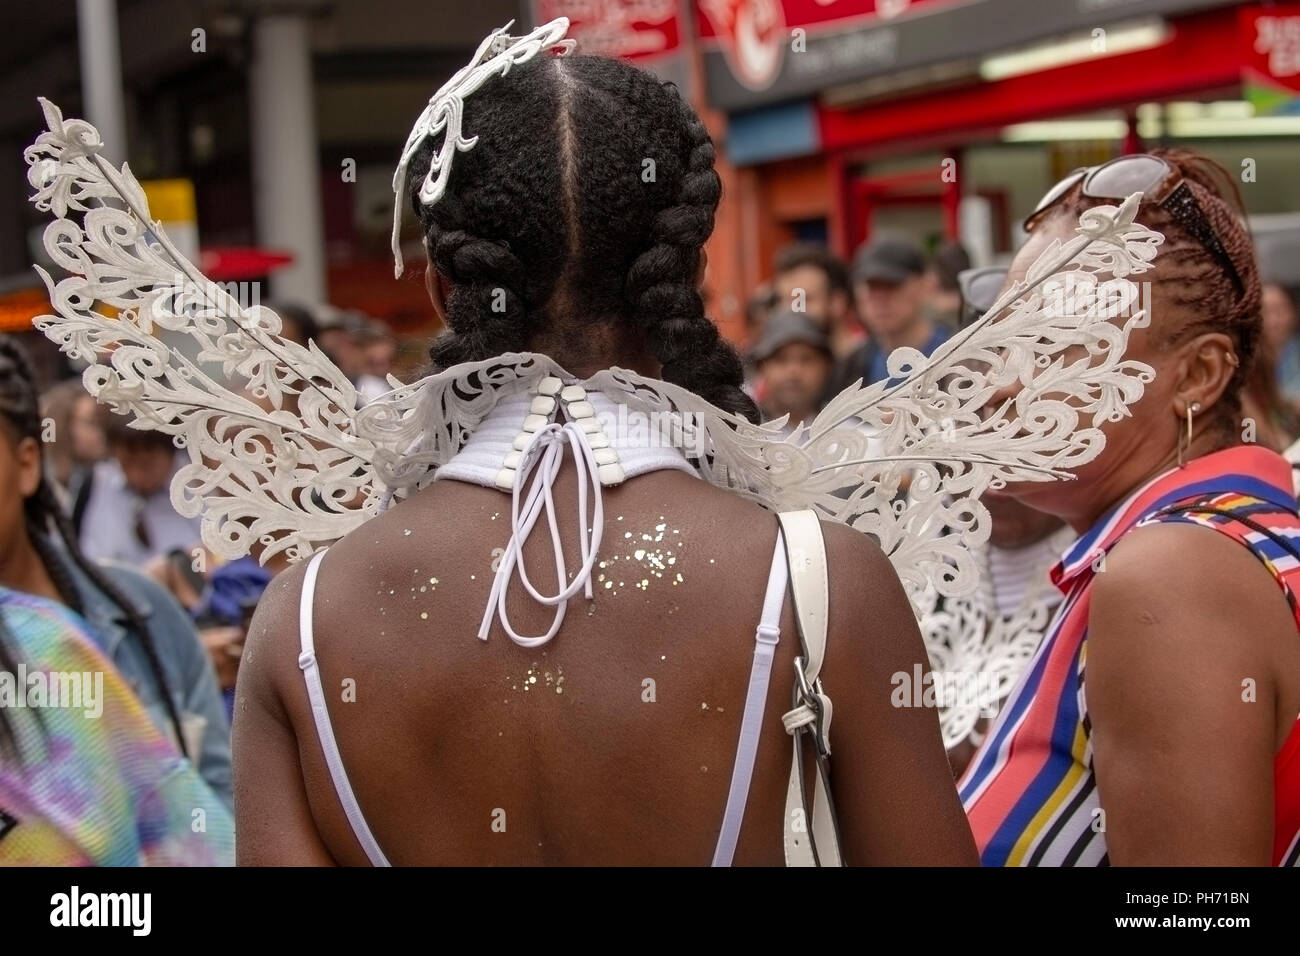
[752,311,831,363]
[852,235,927,284]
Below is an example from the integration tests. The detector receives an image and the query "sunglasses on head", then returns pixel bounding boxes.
[1024,154,1245,298]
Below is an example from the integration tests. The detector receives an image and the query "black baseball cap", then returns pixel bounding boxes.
[751,311,831,363]
[852,236,927,285]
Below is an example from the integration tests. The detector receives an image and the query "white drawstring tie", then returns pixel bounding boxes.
[477,419,604,647]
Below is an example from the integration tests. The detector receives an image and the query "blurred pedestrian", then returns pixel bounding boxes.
[926,240,971,331]
[0,336,232,809]
[771,242,862,359]
[828,235,950,396]
[38,378,106,495]
[751,311,832,436]
[1262,279,1300,416]
[312,306,368,383]
[264,300,320,349]
[356,320,396,404]
[78,412,202,567]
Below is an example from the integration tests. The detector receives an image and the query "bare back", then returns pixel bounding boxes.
[235,462,977,865]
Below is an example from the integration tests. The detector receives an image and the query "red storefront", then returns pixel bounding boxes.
[689,0,1300,344]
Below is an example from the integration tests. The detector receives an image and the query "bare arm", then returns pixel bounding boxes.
[232,564,337,866]
[823,524,980,865]
[1088,523,1287,865]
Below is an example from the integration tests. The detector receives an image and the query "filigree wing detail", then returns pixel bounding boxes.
[917,526,1073,749]
[355,352,568,495]
[588,196,1160,605]
[27,98,375,564]
[779,195,1160,600]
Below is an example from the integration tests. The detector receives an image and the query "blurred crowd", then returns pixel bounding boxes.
[742,233,1300,456]
[0,303,398,863]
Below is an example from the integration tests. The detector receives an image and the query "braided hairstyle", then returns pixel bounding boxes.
[406,54,759,422]
[1051,147,1263,437]
[0,335,188,758]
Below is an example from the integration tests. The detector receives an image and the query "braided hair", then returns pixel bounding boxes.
[405,54,759,423]
[1051,148,1263,437]
[0,335,188,758]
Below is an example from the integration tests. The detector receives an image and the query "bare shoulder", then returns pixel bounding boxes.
[1093,519,1291,644]
[238,557,312,714]
[819,520,921,650]
[1090,519,1296,697]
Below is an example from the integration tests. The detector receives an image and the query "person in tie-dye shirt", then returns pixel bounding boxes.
[0,586,233,864]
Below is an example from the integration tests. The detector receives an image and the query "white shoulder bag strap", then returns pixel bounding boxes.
[777,510,844,867]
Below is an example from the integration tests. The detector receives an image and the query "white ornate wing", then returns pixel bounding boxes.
[588,196,1161,602]
[917,526,1074,749]
[26,98,384,564]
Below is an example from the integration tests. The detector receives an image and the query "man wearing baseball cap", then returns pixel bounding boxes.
[826,235,950,396]
[751,311,833,438]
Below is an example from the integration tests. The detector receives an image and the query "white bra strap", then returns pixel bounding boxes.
[297,548,391,867]
[711,529,788,866]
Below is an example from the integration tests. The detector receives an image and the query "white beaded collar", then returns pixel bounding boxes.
[434,375,698,493]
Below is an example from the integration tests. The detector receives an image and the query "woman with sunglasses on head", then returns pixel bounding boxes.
[959,148,1300,866]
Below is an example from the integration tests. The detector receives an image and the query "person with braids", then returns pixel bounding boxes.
[234,49,977,865]
[0,336,233,810]
[960,149,1300,866]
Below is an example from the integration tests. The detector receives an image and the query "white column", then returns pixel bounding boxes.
[249,14,326,302]
[76,0,128,162]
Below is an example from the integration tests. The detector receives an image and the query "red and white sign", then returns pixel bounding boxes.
[693,0,950,91]
[531,0,683,62]
[1242,5,1300,84]
[695,0,787,89]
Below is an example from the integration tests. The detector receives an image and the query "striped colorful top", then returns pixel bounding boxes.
[0,587,234,865]
[960,445,1300,866]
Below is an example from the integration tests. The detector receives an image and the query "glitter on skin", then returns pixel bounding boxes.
[599,515,682,597]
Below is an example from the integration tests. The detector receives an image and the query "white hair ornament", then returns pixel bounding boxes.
[389,17,575,278]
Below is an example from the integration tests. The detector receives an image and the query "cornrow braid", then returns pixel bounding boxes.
[624,84,758,422]
[422,193,535,370]
[0,335,188,759]
[404,53,759,423]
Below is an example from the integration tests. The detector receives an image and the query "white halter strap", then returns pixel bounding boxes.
[477,418,605,647]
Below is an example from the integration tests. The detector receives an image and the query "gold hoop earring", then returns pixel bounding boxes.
[1177,401,1201,468]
